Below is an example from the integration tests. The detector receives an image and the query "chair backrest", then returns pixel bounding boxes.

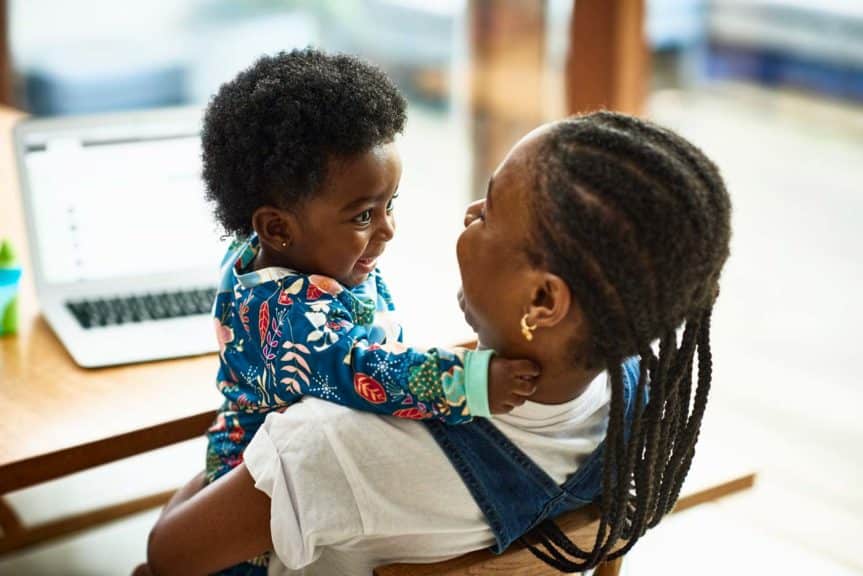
[374,504,623,576]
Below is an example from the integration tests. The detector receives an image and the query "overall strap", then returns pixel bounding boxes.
[424,417,562,552]
[424,357,641,553]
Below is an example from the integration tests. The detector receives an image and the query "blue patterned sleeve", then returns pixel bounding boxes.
[269,278,488,423]
[373,270,403,343]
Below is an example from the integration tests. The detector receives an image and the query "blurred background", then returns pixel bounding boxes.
[0,0,862,574]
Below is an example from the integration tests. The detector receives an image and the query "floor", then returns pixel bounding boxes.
[1,83,862,575]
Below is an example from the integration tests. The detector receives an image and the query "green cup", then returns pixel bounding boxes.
[0,239,22,336]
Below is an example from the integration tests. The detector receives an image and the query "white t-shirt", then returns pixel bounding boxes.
[244,371,611,576]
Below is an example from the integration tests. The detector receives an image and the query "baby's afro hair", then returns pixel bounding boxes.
[202,48,407,236]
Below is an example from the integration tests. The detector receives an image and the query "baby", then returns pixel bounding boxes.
[201,49,538,575]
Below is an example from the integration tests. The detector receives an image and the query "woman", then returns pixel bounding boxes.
[138,111,731,575]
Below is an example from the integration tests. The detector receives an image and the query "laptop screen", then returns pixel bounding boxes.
[20,127,228,284]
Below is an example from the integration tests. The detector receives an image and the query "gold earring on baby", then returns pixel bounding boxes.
[520,314,537,342]
[281,241,288,248]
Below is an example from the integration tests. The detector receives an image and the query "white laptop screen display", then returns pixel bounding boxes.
[23,134,227,284]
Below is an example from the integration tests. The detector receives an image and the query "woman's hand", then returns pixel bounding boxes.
[487,357,539,413]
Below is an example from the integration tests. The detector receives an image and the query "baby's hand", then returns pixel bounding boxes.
[488,357,540,414]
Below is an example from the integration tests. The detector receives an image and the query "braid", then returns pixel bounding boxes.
[667,308,714,509]
[519,111,731,571]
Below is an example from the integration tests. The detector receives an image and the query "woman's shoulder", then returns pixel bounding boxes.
[264,397,389,430]
[260,398,439,455]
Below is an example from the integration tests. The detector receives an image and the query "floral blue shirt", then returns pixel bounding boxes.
[205,235,491,482]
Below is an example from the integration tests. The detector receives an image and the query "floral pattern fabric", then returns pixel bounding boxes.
[205,235,475,485]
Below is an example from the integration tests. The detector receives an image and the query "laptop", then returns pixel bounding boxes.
[14,107,229,368]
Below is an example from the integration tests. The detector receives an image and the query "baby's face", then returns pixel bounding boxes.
[290,142,402,287]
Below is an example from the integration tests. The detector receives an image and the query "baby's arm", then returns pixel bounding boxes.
[270,293,537,423]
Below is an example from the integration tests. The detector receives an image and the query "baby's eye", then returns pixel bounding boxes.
[353,209,372,225]
[385,192,399,214]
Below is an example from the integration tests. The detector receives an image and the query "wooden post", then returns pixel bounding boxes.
[0,0,11,107]
[566,0,648,115]
[596,557,624,576]
[468,0,546,199]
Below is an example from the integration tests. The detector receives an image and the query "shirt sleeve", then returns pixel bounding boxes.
[244,406,364,569]
[269,285,491,423]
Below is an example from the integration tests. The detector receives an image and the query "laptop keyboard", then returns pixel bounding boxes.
[65,287,217,329]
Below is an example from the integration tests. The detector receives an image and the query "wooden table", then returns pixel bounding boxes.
[0,107,222,553]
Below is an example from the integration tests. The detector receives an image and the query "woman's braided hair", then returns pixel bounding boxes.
[522,111,732,571]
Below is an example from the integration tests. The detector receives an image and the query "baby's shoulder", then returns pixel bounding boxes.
[269,397,382,439]
[285,397,432,450]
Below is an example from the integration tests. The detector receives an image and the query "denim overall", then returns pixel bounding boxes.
[424,358,640,553]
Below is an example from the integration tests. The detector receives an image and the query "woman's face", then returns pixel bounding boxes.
[456,130,545,355]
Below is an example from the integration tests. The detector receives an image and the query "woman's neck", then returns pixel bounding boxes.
[528,357,604,405]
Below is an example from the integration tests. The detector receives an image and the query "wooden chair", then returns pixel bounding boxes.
[374,467,755,576]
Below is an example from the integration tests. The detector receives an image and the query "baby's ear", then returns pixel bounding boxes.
[252,206,295,252]
[526,272,572,330]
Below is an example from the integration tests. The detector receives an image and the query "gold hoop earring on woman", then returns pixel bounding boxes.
[520,314,537,342]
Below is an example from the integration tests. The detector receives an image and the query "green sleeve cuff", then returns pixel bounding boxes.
[464,348,494,418]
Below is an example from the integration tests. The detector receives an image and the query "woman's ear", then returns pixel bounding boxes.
[526,272,573,330]
[251,206,297,252]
